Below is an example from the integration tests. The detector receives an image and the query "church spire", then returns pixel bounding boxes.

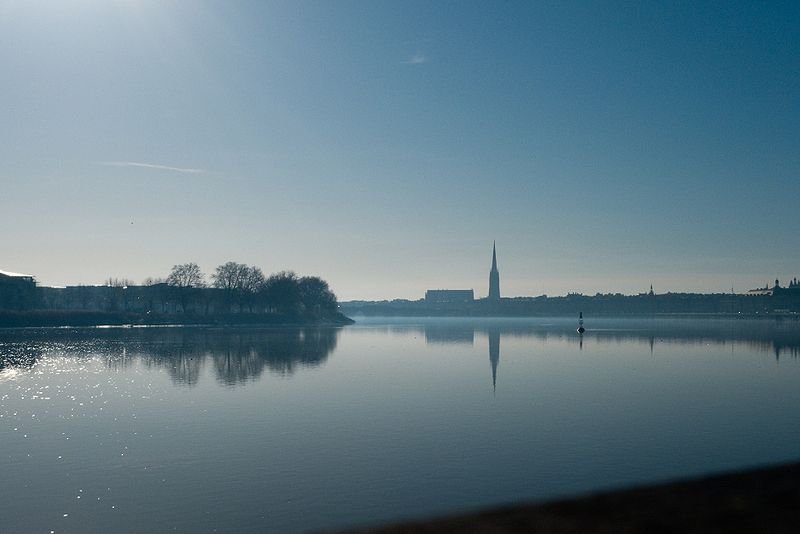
[488,241,500,301]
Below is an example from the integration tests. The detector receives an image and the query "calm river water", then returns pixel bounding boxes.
[2,317,800,533]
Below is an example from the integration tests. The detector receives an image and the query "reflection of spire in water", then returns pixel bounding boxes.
[488,328,500,394]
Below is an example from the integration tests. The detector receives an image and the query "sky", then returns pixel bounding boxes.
[2,0,799,300]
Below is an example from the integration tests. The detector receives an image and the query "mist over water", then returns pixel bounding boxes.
[2,318,800,532]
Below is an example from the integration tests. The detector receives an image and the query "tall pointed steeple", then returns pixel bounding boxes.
[488,241,500,301]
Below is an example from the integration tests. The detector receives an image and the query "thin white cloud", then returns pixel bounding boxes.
[402,53,428,65]
[97,161,207,174]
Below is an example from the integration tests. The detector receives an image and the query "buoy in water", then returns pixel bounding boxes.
[577,312,585,334]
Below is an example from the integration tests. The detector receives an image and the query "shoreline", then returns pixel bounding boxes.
[344,460,800,533]
[0,310,354,329]
[344,312,800,320]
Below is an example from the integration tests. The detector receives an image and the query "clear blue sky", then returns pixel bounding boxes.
[2,0,798,300]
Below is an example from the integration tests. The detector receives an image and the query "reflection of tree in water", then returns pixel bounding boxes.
[122,327,340,385]
[171,350,205,386]
[93,330,205,386]
[139,342,206,386]
[773,344,800,361]
[213,338,264,386]
[5,319,800,383]
[116,327,339,385]
[212,328,339,384]
[0,327,340,386]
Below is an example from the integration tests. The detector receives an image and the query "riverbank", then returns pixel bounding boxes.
[340,290,800,317]
[345,461,800,533]
[0,309,354,328]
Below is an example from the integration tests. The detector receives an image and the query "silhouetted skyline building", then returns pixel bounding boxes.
[425,289,474,303]
[0,269,37,311]
[488,241,500,301]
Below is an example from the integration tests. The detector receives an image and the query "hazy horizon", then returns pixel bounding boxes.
[3,1,799,301]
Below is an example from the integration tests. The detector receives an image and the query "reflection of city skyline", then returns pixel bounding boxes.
[411,320,800,355]
[419,324,500,392]
[410,319,800,391]
[4,320,800,388]
[0,327,341,386]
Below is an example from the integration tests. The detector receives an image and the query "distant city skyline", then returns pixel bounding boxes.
[6,242,798,303]
[2,1,798,300]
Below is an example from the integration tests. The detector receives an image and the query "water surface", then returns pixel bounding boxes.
[2,317,800,532]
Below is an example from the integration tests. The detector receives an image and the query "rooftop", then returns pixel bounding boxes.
[0,269,34,279]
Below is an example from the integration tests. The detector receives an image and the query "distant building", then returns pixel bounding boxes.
[0,270,35,285]
[0,269,38,310]
[488,241,500,301]
[772,277,800,296]
[425,289,474,303]
[638,284,656,297]
[747,283,774,296]
[746,289,773,296]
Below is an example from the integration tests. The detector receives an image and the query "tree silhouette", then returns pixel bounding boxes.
[212,262,250,312]
[298,276,337,317]
[167,263,206,312]
[242,266,266,312]
[262,271,301,315]
[167,263,205,288]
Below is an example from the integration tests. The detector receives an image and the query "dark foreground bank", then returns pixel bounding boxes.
[0,310,354,328]
[343,461,800,533]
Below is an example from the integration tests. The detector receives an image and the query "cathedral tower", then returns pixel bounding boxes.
[488,241,500,301]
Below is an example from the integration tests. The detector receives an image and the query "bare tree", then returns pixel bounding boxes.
[212,262,250,311]
[167,263,205,288]
[262,271,301,315]
[105,277,134,288]
[167,263,205,312]
[242,266,266,312]
[298,276,337,316]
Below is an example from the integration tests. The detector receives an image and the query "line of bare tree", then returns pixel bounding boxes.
[162,262,338,317]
